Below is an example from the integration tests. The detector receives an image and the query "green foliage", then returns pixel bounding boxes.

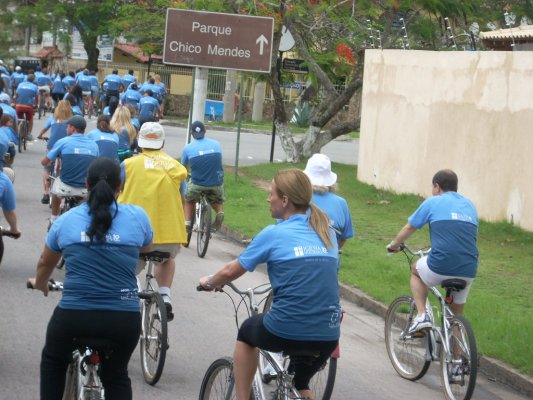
[226,161,533,374]
[292,101,313,128]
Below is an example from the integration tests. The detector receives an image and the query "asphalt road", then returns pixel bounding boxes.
[0,116,528,399]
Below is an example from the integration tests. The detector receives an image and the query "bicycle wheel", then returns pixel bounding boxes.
[440,315,478,400]
[18,121,26,153]
[199,357,236,400]
[196,199,211,258]
[385,296,431,380]
[139,292,168,385]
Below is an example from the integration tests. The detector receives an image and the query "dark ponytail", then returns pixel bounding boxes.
[86,158,121,241]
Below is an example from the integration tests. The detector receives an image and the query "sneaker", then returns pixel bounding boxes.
[408,313,432,334]
[161,295,174,322]
[26,134,35,141]
[41,194,50,204]
[212,211,224,231]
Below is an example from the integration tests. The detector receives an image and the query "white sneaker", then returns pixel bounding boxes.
[408,313,432,333]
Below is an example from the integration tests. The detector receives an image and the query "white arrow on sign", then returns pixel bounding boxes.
[256,34,269,55]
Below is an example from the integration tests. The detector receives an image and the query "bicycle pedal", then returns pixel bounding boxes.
[412,331,426,338]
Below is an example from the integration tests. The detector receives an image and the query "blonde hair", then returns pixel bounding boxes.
[273,169,333,249]
[110,106,136,145]
[312,184,337,194]
[54,100,73,122]
[154,74,161,84]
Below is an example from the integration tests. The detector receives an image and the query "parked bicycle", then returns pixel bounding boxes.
[198,282,337,400]
[184,191,211,258]
[0,226,21,265]
[137,250,170,385]
[385,244,478,400]
[27,278,107,400]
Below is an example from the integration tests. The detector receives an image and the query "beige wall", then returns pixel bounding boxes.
[358,49,533,231]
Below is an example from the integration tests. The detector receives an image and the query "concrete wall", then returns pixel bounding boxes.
[358,49,533,231]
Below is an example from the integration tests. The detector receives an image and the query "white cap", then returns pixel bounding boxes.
[15,66,21,71]
[304,153,337,187]
[138,122,165,149]
[0,60,4,65]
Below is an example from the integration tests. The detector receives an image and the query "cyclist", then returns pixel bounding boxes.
[118,122,188,321]
[64,84,84,117]
[199,169,340,400]
[87,115,119,162]
[153,74,166,116]
[0,166,20,238]
[50,72,67,110]
[35,67,53,110]
[41,115,99,225]
[62,71,76,91]
[29,157,152,400]
[387,169,479,333]
[181,121,225,232]
[303,153,354,250]
[76,69,93,115]
[121,69,137,89]
[0,93,17,123]
[37,100,73,204]
[137,89,160,126]
[1,70,12,97]
[120,83,141,109]
[89,70,100,114]
[110,106,137,161]
[14,73,38,140]
[10,66,26,94]
[0,114,17,175]
[102,69,123,109]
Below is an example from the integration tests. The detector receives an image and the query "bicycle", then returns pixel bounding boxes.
[17,113,28,153]
[384,244,478,400]
[184,191,211,258]
[38,89,48,119]
[137,250,170,385]
[0,226,21,265]
[27,279,107,400]
[198,282,337,400]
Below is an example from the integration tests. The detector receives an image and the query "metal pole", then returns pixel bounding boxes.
[234,74,244,180]
[186,68,196,145]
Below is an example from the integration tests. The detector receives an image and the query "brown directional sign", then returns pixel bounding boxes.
[163,9,274,73]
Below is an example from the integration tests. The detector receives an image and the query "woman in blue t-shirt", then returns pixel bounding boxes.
[29,158,153,399]
[199,169,341,400]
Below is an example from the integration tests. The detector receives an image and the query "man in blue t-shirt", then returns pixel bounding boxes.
[0,171,21,241]
[387,169,479,333]
[41,115,99,224]
[181,121,225,232]
[102,70,123,109]
[137,90,160,125]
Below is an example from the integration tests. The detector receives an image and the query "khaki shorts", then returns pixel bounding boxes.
[38,86,51,94]
[416,256,474,304]
[51,176,88,198]
[185,181,225,204]
[136,243,180,275]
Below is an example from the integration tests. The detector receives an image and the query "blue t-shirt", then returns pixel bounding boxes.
[11,72,25,89]
[62,76,75,90]
[76,74,92,91]
[0,103,17,123]
[238,214,341,341]
[138,96,159,119]
[0,130,12,168]
[121,89,142,107]
[0,172,16,211]
[181,137,224,187]
[35,72,52,87]
[311,192,354,245]
[122,74,136,88]
[52,76,67,94]
[47,134,99,187]
[87,129,119,161]
[408,191,479,277]
[16,81,38,106]
[0,126,18,145]
[46,202,153,311]
[104,74,122,91]
[44,117,68,150]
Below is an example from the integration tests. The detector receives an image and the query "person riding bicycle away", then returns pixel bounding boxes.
[51,72,67,110]
[199,169,341,400]
[37,100,73,204]
[0,60,9,77]
[111,105,137,161]
[41,115,99,225]
[76,69,92,113]
[29,157,152,400]
[89,70,100,113]
[181,121,225,232]
[125,103,141,132]
[102,69,123,109]
[63,84,83,116]
[1,69,12,97]
[87,115,119,162]
[14,73,38,140]
[62,71,76,91]
[153,74,167,115]
[0,168,20,238]
[139,77,163,102]
[11,66,25,94]
[0,115,17,181]
[120,83,142,109]
[118,122,188,321]
[303,153,354,251]
[387,169,479,333]
[35,67,54,110]
[0,93,17,124]
[121,69,137,89]
[138,89,160,126]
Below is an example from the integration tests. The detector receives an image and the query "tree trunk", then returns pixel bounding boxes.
[83,36,99,71]
[252,81,266,122]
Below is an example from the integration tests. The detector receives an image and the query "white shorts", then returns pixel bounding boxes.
[136,243,180,275]
[416,256,474,304]
[38,86,51,94]
[51,176,88,198]
[82,90,92,97]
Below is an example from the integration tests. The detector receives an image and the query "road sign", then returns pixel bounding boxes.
[282,58,308,73]
[163,9,274,73]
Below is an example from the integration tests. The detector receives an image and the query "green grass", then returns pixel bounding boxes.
[224,162,533,375]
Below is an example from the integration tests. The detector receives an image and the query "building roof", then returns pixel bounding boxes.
[34,46,65,59]
[114,43,162,63]
[479,24,533,40]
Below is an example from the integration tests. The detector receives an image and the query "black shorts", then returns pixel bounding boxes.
[237,314,338,391]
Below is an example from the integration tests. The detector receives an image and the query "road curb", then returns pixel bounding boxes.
[216,227,532,397]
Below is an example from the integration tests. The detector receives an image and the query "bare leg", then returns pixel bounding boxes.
[42,171,50,194]
[184,200,195,223]
[410,263,428,317]
[233,341,258,400]
[449,302,464,316]
[211,202,223,214]
[155,258,175,289]
[51,195,61,217]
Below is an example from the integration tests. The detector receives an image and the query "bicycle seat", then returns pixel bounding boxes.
[140,250,171,262]
[282,349,321,359]
[73,337,116,352]
[441,279,467,291]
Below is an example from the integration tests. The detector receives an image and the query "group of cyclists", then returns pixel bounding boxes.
[0,59,479,400]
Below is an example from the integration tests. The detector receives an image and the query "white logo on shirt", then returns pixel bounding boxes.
[293,245,328,257]
[451,212,473,222]
[80,232,121,242]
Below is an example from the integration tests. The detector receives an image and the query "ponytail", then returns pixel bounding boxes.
[309,203,333,250]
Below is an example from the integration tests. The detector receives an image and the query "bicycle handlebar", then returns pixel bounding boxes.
[26,278,64,291]
[197,281,271,296]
